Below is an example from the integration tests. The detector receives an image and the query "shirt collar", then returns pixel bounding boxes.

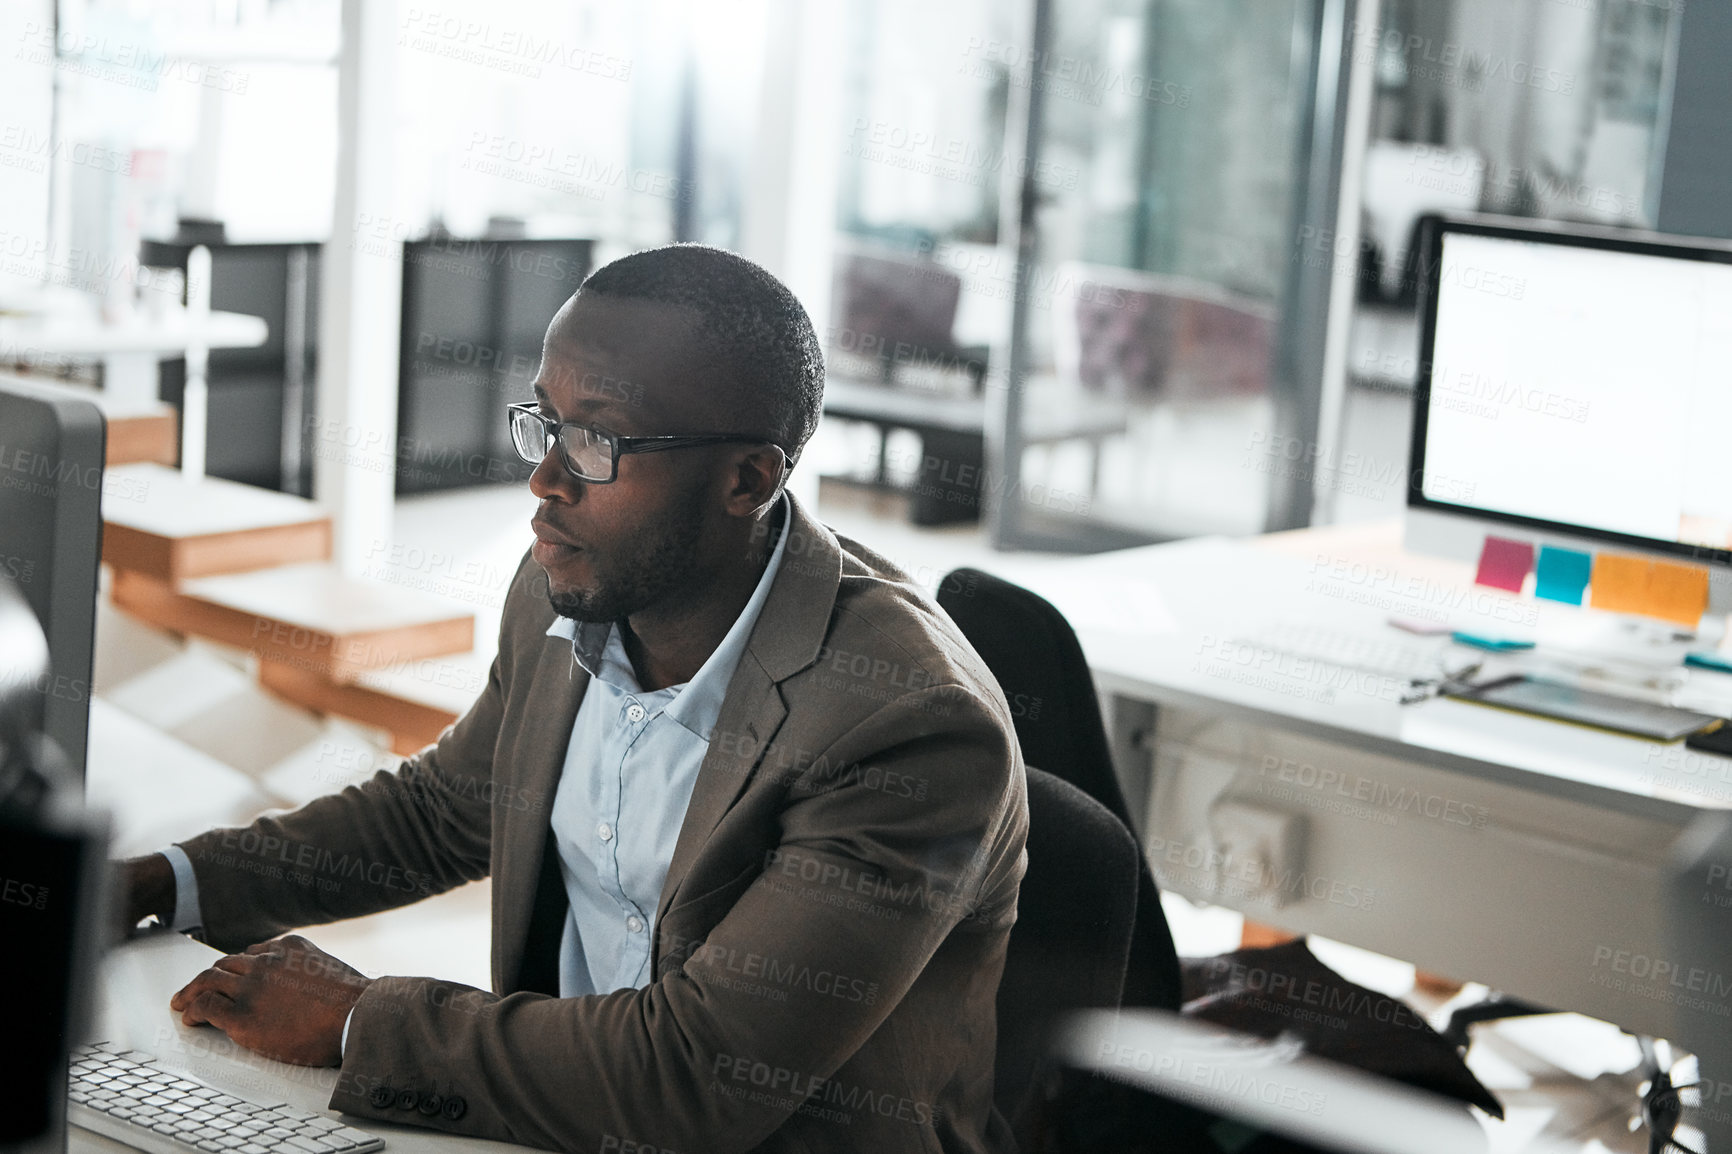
[545,492,791,739]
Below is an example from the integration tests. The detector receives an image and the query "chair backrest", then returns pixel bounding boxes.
[938,567,1183,1012]
[994,766,1138,1142]
[831,247,963,364]
[1053,259,1276,403]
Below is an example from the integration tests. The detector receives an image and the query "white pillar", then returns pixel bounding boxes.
[1312,0,1379,525]
[739,0,843,508]
[179,245,212,480]
[315,0,401,574]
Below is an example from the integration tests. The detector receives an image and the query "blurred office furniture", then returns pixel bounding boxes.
[821,250,1126,526]
[1058,1009,1551,1154]
[140,239,316,492]
[1054,262,1276,406]
[94,455,474,754]
[938,568,1183,1013]
[108,549,474,754]
[396,236,593,494]
[1667,812,1732,1152]
[101,464,331,584]
[0,288,267,472]
[1182,939,1503,1119]
[819,247,992,525]
[993,766,1139,1148]
[143,234,594,497]
[1013,517,1732,1052]
[822,378,1126,525]
[829,247,990,387]
[0,373,177,468]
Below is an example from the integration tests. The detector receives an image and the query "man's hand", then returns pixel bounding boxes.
[170,935,374,1067]
[112,854,176,942]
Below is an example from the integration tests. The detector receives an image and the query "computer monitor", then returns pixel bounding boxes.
[0,374,106,776]
[0,375,109,1153]
[1405,215,1732,622]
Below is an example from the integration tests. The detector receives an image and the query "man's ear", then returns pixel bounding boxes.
[723,443,788,518]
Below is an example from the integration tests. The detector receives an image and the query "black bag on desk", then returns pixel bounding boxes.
[1180,940,1502,1119]
[1031,940,1500,1154]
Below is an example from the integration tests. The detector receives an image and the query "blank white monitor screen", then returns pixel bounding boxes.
[1419,230,1732,556]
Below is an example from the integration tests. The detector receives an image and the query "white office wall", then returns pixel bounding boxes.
[0,0,56,293]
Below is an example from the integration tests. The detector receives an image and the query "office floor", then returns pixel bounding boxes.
[88,395,1678,1153]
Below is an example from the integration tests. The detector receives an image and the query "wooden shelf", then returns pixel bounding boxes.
[259,659,464,757]
[102,463,331,583]
[105,404,179,466]
[111,562,475,682]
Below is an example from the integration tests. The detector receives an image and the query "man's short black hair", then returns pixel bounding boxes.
[578,244,825,467]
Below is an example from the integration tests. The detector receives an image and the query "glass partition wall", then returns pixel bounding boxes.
[988,0,1357,549]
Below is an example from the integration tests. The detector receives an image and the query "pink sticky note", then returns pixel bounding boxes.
[1474,536,1534,593]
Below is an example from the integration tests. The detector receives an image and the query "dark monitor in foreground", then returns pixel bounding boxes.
[0,375,110,1154]
[0,373,106,776]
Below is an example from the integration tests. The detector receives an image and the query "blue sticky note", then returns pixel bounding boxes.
[1535,546,1592,605]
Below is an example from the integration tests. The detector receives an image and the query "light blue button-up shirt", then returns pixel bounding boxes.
[544,495,788,996]
[162,495,789,1037]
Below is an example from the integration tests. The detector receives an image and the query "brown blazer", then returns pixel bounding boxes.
[179,495,1029,1154]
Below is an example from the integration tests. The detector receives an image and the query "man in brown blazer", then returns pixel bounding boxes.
[118,245,1029,1153]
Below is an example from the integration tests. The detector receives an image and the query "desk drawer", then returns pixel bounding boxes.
[1140,707,1693,1038]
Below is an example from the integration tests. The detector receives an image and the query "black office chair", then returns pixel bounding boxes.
[938,567,1183,1012]
[994,766,1139,1149]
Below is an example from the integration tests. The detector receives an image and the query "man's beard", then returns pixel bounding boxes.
[544,481,709,623]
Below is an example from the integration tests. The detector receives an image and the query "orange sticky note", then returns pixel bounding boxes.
[1646,559,1711,626]
[1590,554,1710,626]
[1590,554,1650,615]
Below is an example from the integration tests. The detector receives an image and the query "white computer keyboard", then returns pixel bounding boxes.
[1229,623,1456,686]
[68,1042,385,1154]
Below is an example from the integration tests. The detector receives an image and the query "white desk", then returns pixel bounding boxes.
[75,932,530,1154]
[1018,519,1732,1043]
[0,307,268,407]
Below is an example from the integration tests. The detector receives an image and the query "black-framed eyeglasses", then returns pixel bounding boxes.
[507,402,784,484]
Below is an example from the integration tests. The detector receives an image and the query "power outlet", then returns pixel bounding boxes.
[1208,798,1306,910]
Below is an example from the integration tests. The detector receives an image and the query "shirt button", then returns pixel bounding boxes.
[597,822,613,842]
[626,702,646,723]
[626,915,644,933]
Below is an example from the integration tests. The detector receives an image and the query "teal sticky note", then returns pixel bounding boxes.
[1535,546,1592,605]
